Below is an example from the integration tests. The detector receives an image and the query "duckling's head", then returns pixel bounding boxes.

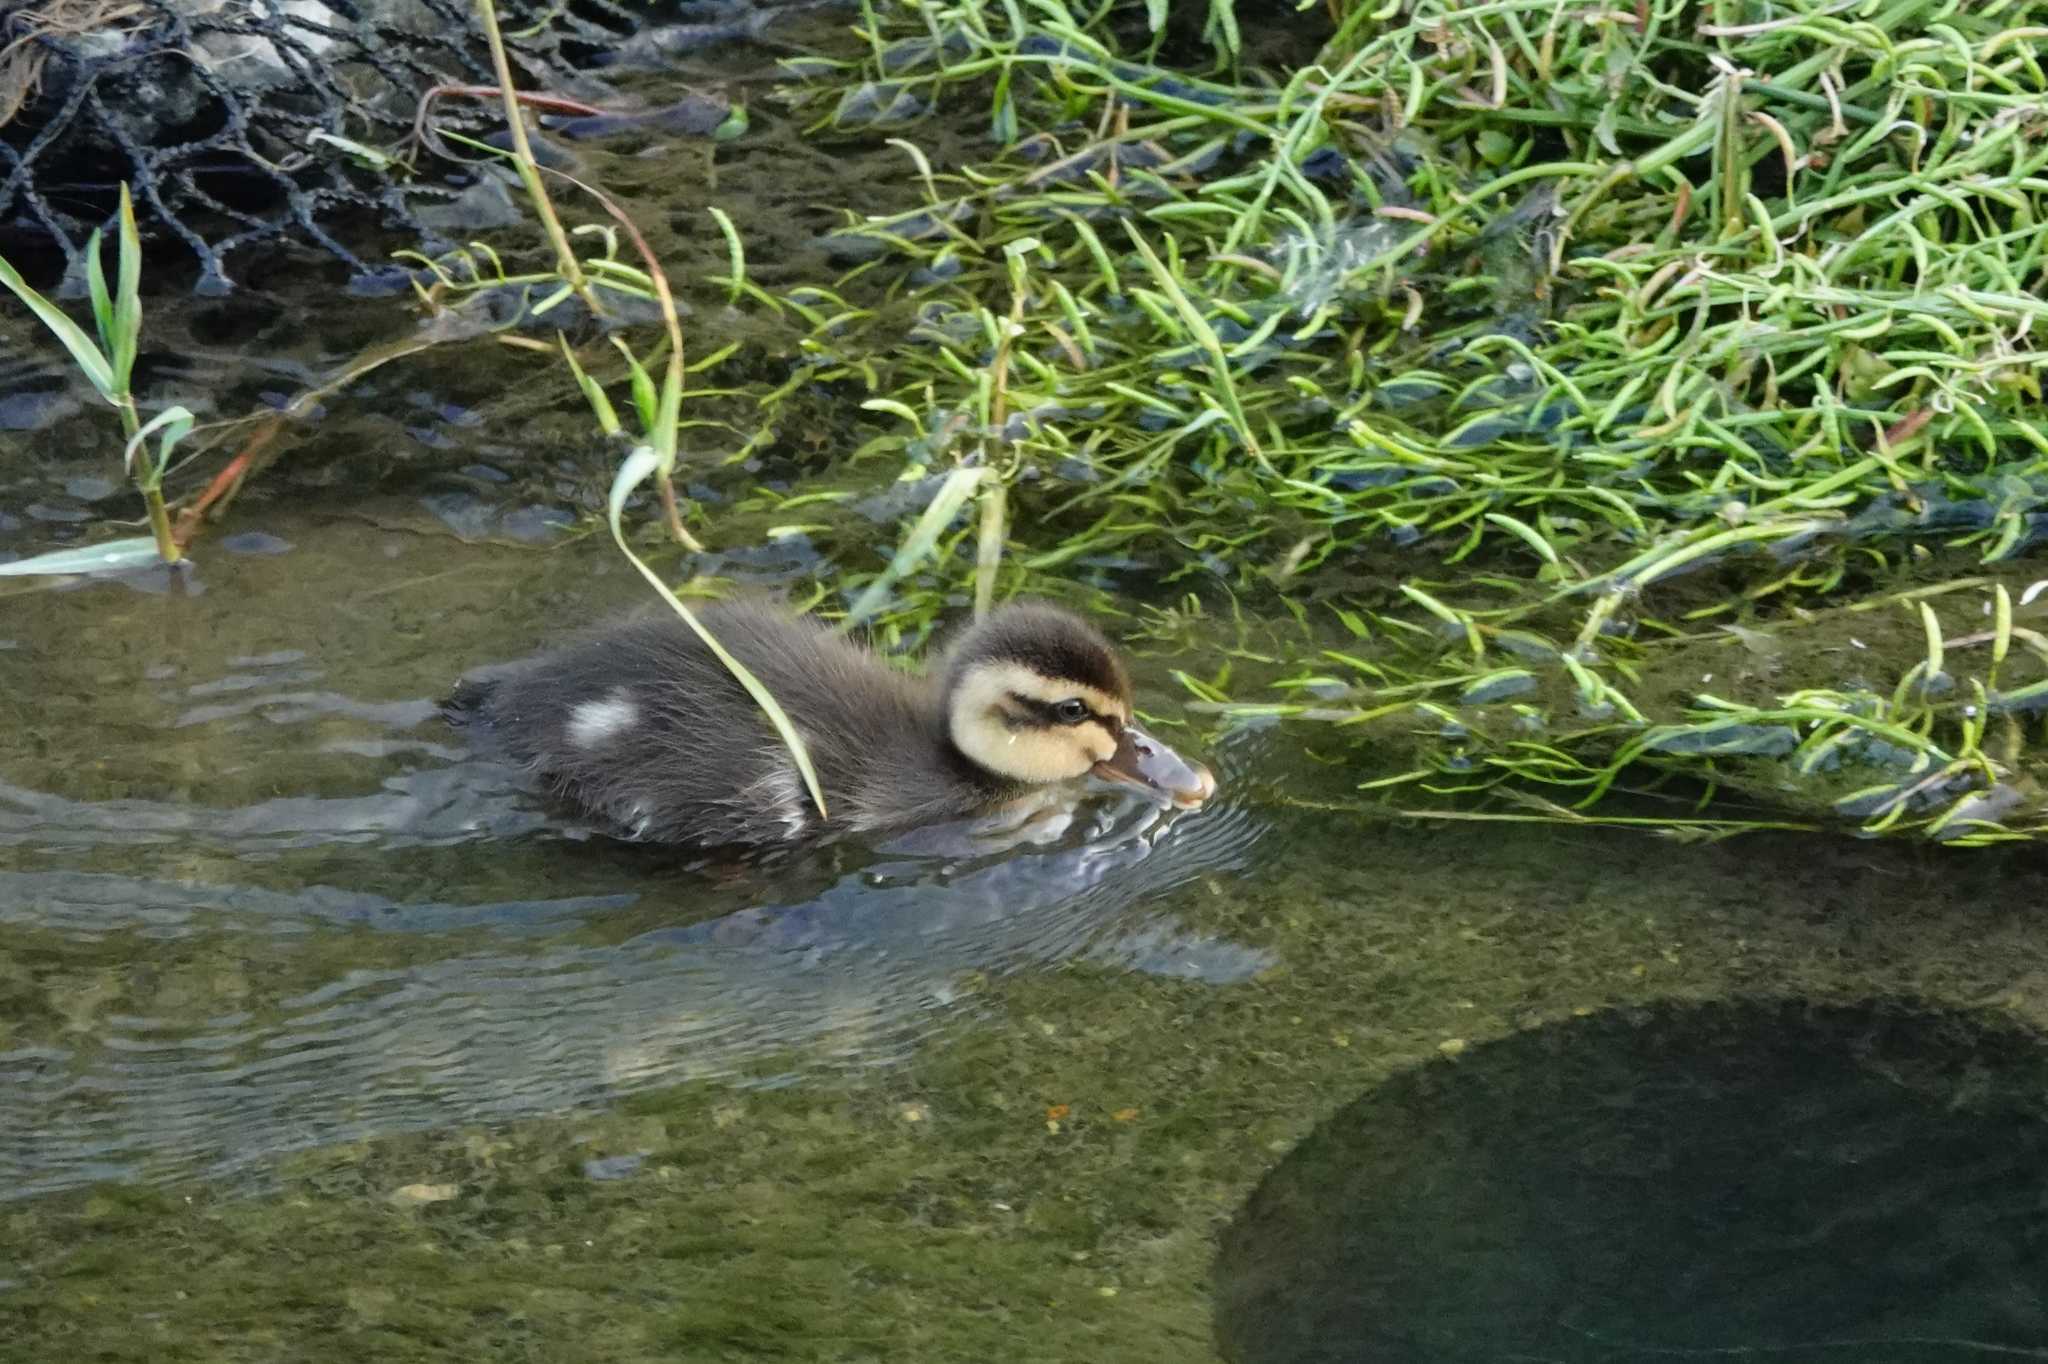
[942,603,1216,807]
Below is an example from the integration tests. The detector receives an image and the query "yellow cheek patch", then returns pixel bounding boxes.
[950,661,1126,784]
[1083,722,1116,763]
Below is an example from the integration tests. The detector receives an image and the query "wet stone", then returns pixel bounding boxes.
[1214,999,2048,1364]
[581,1153,647,1182]
[420,491,495,539]
[220,532,295,556]
[63,476,118,502]
[0,390,54,430]
[499,506,577,543]
[390,1183,460,1205]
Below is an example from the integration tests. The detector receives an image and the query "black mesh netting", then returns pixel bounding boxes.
[0,0,670,291]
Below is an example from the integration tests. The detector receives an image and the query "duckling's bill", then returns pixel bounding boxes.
[1090,725,1217,809]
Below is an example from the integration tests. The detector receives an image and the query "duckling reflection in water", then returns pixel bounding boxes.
[443,599,1215,849]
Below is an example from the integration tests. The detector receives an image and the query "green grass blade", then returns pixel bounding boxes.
[112,183,141,394]
[1121,224,1266,468]
[707,206,747,306]
[85,227,115,358]
[307,131,399,171]
[122,405,195,490]
[606,445,828,820]
[1482,512,1563,568]
[654,338,683,473]
[610,338,660,438]
[973,478,1006,619]
[559,334,622,436]
[0,537,162,577]
[0,252,114,399]
[845,464,987,627]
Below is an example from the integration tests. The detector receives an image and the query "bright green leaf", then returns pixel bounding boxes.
[0,251,115,398]
[845,464,986,626]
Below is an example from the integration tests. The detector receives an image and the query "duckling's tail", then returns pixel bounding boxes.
[439,678,499,729]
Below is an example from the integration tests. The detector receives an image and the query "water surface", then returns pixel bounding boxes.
[6,547,2048,1359]
[4,32,2048,1356]
[0,514,1273,1201]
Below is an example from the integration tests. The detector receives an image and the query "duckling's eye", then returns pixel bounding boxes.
[1053,698,1091,725]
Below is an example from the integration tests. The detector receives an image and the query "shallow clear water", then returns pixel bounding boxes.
[0,516,1274,1201]
[6,23,2048,1359]
[7,511,2048,1362]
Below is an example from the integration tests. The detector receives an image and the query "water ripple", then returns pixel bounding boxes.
[0,730,1273,1200]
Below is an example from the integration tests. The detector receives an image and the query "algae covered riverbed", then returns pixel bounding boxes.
[4,513,2048,1361]
[6,535,2048,1360]
[2,496,2045,1358]
[6,0,2048,1358]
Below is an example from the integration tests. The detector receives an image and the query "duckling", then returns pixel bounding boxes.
[442,599,1215,848]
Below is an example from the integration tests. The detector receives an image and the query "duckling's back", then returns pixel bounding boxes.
[444,601,974,846]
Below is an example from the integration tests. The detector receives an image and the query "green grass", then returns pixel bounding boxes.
[14,0,2047,842]
[710,0,2048,843]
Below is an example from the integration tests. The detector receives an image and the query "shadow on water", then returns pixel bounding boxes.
[1215,998,2048,1364]
[0,530,1274,1199]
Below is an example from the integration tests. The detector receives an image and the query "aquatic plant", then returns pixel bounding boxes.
[751,0,2048,841]
[0,182,530,568]
[0,185,185,566]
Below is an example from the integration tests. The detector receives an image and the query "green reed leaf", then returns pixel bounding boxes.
[607,445,828,819]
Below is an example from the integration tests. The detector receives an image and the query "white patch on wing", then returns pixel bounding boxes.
[735,749,813,841]
[568,690,638,749]
[758,763,809,839]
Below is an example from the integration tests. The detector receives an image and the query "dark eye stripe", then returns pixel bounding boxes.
[1006,693,1114,729]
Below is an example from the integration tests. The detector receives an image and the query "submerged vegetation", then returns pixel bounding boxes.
[14,10,2048,1356]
